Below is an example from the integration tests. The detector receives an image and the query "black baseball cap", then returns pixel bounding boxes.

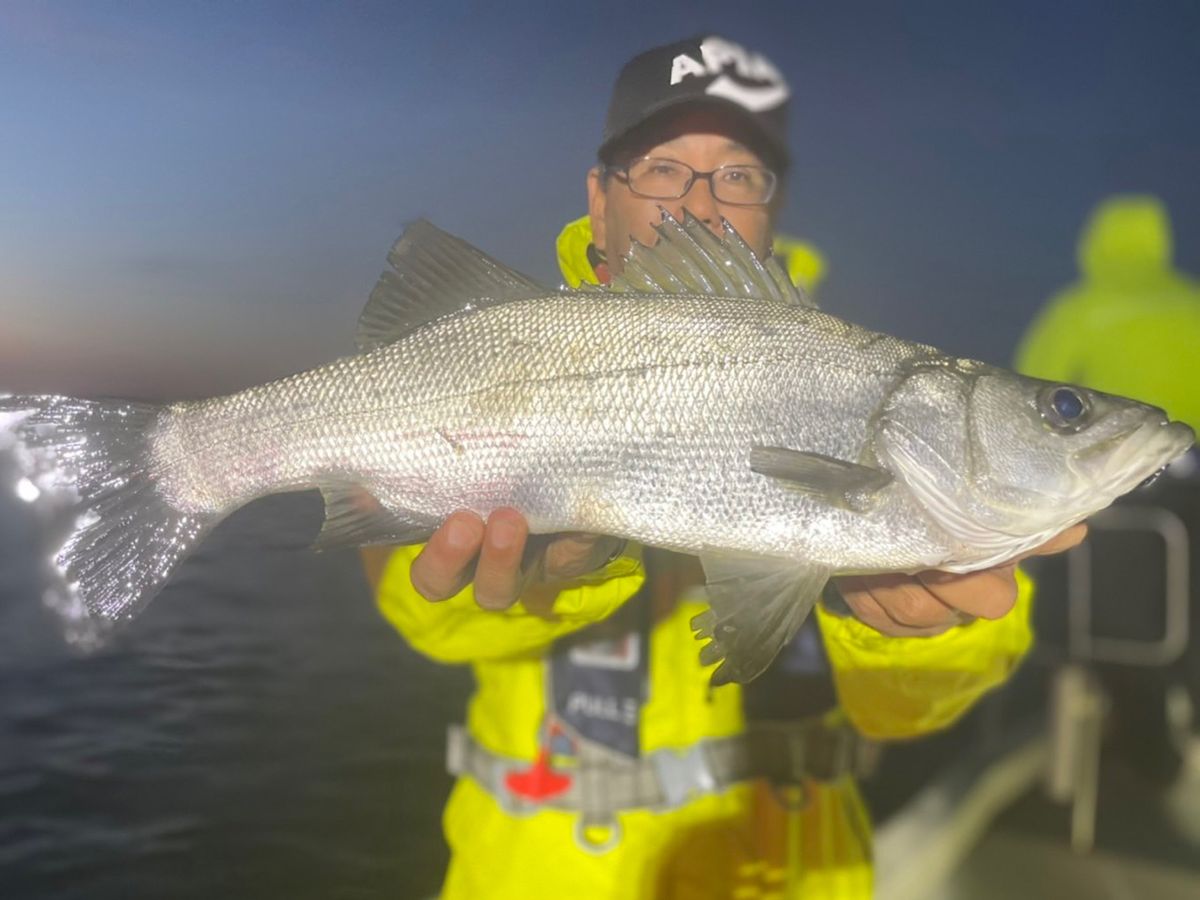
[599,35,791,171]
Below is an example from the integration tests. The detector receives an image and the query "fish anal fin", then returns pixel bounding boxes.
[315,482,436,550]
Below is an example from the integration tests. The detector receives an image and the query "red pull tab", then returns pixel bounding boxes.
[505,746,572,801]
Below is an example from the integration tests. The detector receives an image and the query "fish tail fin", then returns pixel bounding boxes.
[0,394,216,622]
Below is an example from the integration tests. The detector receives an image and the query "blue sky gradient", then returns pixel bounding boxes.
[2,1,1197,397]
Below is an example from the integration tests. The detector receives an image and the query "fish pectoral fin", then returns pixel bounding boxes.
[355,220,547,352]
[314,482,438,550]
[606,209,811,307]
[692,551,830,686]
[749,446,892,508]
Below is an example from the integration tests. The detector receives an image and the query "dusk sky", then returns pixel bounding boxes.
[1,1,1197,398]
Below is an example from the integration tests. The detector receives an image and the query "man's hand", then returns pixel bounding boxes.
[833,524,1088,637]
[409,508,622,611]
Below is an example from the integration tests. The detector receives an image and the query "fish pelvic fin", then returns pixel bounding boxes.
[606,209,816,308]
[0,395,216,626]
[356,220,548,352]
[692,551,829,686]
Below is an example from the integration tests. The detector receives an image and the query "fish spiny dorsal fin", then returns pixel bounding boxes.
[356,220,547,352]
[605,209,815,308]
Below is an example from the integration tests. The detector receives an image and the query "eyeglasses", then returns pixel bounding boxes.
[606,156,778,206]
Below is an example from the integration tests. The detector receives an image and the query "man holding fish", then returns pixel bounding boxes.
[365,35,1096,900]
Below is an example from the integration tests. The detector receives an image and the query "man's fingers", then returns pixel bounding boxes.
[908,524,1088,621]
[473,508,529,610]
[916,565,1018,620]
[835,575,958,636]
[848,574,960,631]
[1019,523,1088,559]
[543,533,622,581]
[409,509,569,609]
[912,523,1089,620]
[410,512,484,601]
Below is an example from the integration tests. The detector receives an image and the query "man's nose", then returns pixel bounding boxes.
[668,179,722,235]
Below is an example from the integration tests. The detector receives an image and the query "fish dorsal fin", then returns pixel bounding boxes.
[356,220,547,352]
[607,210,815,308]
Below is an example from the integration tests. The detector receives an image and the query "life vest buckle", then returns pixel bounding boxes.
[651,744,717,808]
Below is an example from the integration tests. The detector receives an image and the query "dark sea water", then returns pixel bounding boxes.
[0,492,471,900]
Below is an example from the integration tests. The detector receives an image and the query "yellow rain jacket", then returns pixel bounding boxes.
[1016,195,1200,431]
[376,218,1035,899]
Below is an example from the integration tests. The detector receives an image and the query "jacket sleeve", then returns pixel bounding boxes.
[375,542,645,664]
[816,568,1036,740]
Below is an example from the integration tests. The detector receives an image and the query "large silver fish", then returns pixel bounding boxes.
[2,214,1193,682]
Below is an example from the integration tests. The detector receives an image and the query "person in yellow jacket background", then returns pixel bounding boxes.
[365,35,1084,899]
[1015,195,1200,433]
[1016,195,1200,785]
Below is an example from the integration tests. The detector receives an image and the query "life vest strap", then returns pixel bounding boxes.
[445,718,878,818]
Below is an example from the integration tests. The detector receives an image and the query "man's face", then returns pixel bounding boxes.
[587,112,778,276]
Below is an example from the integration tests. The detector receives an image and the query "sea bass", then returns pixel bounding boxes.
[1,214,1192,682]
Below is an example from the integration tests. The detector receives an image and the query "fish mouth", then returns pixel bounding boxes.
[1075,418,1196,498]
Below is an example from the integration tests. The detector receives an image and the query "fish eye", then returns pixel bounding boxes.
[1038,385,1091,433]
[1052,387,1085,421]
